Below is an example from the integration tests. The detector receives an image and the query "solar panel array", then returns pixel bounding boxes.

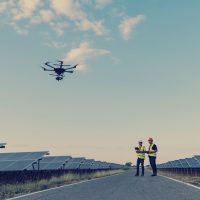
[157,155,200,169]
[0,152,129,172]
[39,156,72,170]
[0,151,49,171]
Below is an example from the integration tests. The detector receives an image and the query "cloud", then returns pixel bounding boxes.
[0,2,8,13]
[50,0,108,36]
[50,0,85,20]
[31,10,54,25]
[76,19,108,36]
[64,41,110,70]
[119,15,145,40]
[9,22,29,35]
[12,0,42,20]
[45,41,66,49]
[95,0,113,9]
[0,0,108,36]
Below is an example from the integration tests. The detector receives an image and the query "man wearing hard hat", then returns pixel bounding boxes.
[135,140,146,176]
[147,138,158,176]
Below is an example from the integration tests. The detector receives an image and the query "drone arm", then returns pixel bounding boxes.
[43,68,54,71]
[45,62,55,69]
[65,70,74,73]
[64,64,78,71]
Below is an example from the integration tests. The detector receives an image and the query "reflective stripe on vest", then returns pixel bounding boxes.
[137,146,145,159]
[148,144,156,157]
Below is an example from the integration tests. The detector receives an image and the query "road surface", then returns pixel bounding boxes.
[10,171,200,200]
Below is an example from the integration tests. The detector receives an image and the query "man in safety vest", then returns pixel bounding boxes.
[147,138,158,176]
[135,140,146,176]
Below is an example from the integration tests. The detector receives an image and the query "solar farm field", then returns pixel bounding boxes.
[157,155,200,187]
[0,151,130,184]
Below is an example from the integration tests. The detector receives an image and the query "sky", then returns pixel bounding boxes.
[0,0,200,164]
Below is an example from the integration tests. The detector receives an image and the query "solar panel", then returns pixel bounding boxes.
[67,157,85,163]
[90,164,100,170]
[0,151,48,161]
[38,156,72,170]
[0,151,49,171]
[179,159,190,168]
[82,159,94,164]
[110,163,120,169]
[39,162,65,170]
[0,161,15,170]
[65,162,80,170]
[41,156,71,163]
[4,160,35,171]
[171,160,182,168]
[194,155,200,163]
[79,163,92,170]
[185,158,200,168]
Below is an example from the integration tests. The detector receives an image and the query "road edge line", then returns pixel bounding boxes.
[7,171,130,200]
[159,174,200,190]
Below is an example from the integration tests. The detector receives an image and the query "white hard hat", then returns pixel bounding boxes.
[138,140,143,143]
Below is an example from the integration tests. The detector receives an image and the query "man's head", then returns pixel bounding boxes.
[138,140,143,146]
[148,138,153,144]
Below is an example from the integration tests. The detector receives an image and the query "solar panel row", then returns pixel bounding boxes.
[0,152,129,171]
[0,152,49,171]
[157,155,200,169]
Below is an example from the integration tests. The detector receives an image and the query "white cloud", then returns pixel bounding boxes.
[49,22,68,36]
[31,10,54,24]
[0,0,108,36]
[76,19,108,36]
[64,41,110,70]
[95,0,113,9]
[45,41,66,49]
[0,0,15,13]
[119,15,145,40]
[50,0,108,36]
[12,0,42,20]
[50,0,85,20]
[0,2,8,13]
[9,22,28,36]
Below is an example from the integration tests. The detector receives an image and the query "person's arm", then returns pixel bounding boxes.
[148,145,158,153]
[135,147,139,153]
[137,147,146,153]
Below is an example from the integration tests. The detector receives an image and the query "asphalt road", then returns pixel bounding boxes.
[10,171,200,200]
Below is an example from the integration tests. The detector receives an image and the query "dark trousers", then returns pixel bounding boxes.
[149,156,157,175]
[136,158,144,175]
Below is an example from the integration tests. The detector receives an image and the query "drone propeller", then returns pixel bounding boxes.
[56,60,64,64]
[49,74,58,76]
[50,74,65,77]
[45,62,55,69]
[64,64,78,71]
[53,60,71,68]
[65,70,74,73]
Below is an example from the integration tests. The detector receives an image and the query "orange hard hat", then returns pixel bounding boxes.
[148,137,153,141]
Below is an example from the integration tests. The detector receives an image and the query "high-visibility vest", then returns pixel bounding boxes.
[148,144,157,157]
[137,146,145,159]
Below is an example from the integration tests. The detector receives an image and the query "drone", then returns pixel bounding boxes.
[41,61,78,81]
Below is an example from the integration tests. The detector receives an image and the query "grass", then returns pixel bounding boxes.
[159,171,200,188]
[0,170,127,199]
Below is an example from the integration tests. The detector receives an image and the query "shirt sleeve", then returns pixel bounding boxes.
[152,144,158,151]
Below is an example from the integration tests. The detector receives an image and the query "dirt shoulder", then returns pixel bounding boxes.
[159,171,200,187]
[0,170,128,200]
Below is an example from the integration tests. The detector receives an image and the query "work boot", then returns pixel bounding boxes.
[151,174,157,176]
[135,174,139,176]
